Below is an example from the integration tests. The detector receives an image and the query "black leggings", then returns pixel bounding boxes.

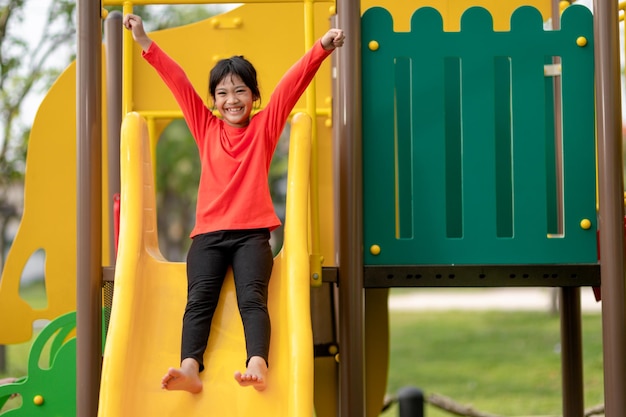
[182,228,273,372]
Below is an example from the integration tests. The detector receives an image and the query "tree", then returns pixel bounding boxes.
[0,0,76,267]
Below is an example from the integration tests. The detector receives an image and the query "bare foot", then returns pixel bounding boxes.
[234,356,267,391]
[161,358,202,393]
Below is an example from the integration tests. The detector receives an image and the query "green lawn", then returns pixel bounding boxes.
[381,310,604,417]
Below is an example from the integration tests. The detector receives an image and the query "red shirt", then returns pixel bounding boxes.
[143,41,332,237]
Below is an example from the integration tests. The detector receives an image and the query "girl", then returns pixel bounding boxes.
[123,13,344,393]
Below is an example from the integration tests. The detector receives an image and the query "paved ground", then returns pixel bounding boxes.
[388,287,602,312]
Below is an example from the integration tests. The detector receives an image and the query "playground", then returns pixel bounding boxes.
[0,0,624,416]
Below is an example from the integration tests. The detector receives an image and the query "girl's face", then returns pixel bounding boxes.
[214,74,254,128]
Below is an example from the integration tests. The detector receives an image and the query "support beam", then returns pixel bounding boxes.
[336,0,365,415]
[76,2,103,417]
[593,1,626,416]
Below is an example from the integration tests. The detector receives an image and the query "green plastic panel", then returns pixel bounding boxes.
[362,5,597,265]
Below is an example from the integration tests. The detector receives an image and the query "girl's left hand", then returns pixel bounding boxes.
[321,29,345,50]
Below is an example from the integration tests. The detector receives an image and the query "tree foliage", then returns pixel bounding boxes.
[0,0,75,264]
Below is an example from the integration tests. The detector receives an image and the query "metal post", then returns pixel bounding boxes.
[104,11,123,266]
[398,387,425,417]
[76,1,103,417]
[593,1,626,416]
[0,345,5,373]
[560,287,584,417]
[335,0,365,415]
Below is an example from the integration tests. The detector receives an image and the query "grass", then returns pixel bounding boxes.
[381,309,604,417]
[1,284,605,417]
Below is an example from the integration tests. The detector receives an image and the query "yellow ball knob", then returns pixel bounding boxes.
[370,244,381,255]
[576,36,587,47]
[328,345,338,355]
[368,40,379,51]
[329,5,336,15]
[580,219,592,230]
[33,395,44,406]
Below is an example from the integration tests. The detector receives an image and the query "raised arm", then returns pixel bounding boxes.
[123,13,212,143]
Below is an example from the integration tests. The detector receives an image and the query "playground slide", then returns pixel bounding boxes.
[98,112,315,417]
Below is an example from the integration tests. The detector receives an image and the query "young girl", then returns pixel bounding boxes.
[123,13,344,394]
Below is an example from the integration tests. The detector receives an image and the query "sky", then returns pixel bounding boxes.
[19,0,75,127]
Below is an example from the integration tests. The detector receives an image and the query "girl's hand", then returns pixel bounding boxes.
[321,29,345,50]
[123,13,153,52]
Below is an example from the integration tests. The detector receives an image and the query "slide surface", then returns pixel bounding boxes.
[98,112,314,417]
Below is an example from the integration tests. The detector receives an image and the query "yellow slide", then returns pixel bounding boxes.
[98,112,314,417]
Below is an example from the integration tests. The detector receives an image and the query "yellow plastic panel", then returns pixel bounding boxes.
[98,112,314,417]
[361,0,552,31]
[129,3,335,115]
[0,64,78,344]
[315,117,337,267]
[0,43,115,343]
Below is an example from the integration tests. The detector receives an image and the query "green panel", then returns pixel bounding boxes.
[509,50,549,245]
[0,313,77,417]
[362,5,596,266]
[411,50,447,255]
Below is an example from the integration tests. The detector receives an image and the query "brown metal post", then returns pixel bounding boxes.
[335,0,365,416]
[104,11,123,266]
[559,287,584,417]
[593,1,626,416]
[77,1,103,417]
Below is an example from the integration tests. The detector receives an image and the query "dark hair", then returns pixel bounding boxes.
[208,55,260,104]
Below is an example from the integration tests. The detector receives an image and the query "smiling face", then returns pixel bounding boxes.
[213,74,255,128]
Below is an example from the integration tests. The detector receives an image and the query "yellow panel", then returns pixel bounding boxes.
[315,117,337,267]
[361,0,553,31]
[129,3,336,115]
[0,46,115,343]
[0,64,78,344]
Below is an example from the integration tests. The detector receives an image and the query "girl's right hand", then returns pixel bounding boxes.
[123,13,153,52]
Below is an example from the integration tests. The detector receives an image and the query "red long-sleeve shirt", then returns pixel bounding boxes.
[143,41,332,237]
